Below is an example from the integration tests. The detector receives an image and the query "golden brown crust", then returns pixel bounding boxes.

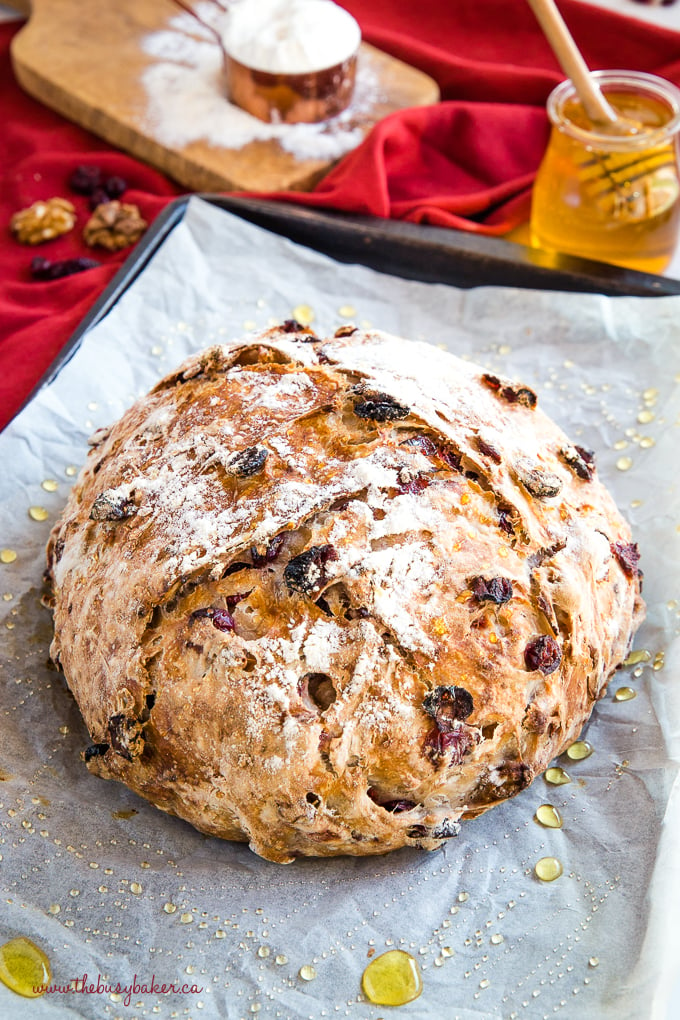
[46,326,644,862]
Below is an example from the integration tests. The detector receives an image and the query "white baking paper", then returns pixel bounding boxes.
[0,197,679,1020]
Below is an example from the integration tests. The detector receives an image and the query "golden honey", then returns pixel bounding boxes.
[535,803,563,829]
[534,856,563,882]
[0,937,51,998]
[361,950,422,1006]
[566,740,593,761]
[531,72,680,273]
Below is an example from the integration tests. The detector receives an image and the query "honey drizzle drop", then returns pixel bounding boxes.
[534,857,563,882]
[361,950,423,1006]
[545,766,571,786]
[566,740,593,761]
[0,937,51,998]
[535,804,563,829]
[614,687,637,702]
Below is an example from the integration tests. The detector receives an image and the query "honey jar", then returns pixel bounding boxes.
[530,71,680,274]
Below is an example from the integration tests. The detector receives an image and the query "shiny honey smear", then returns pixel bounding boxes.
[545,766,571,786]
[535,804,563,829]
[361,950,423,1006]
[534,857,563,882]
[0,937,51,998]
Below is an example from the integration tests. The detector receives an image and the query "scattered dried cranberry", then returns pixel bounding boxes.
[89,187,111,211]
[401,434,438,457]
[481,373,501,392]
[227,445,268,478]
[69,164,103,194]
[284,544,338,597]
[497,506,516,535]
[475,437,502,463]
[353,392,410,422]
[423,685,474,730]
[481,373,537,409]
[504,385,536,408]
[345,606,370,621]
[367,789,417,813]
[251,533,284,567]
[105,175,127,199]
[560,444,596,480]
[397,468,430,495]
[423,724,477,765]
[280,319,306,333]
[611,541,641,578]
[225,591,251,609]
[437,445,463,472]
[83,742,109,762]
[470,576,513,604]
[524,635,562,674]
[90,490,135,521]
[334,324,358,338]
[192,607,235,632]
[31,256,101,281]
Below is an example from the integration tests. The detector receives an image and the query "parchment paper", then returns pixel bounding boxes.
[1,197,678,1020]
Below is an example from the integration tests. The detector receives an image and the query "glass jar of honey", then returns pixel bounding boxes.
[530,71,680,274]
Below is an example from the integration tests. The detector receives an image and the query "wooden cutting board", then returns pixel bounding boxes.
[9,0,440,192]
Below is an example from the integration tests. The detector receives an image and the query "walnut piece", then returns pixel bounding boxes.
[10,198,76,245]
[83,201,147,251]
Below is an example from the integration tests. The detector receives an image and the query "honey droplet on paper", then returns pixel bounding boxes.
[614,687,637,702]
[130,882,142,895]
[545,767,571,786]
[28,506,48,522]
[623,649,651,667]
[566,740,593,761]
[111,808,137,820]
[534,857,563,882]
[292,304,314,327]
[535,804,563,829]
[0,937,51,998]
[616,456,633,472]
[338,304,356,318]
[65,465,78,477]
[298,965,316,982]
[0,549,17,564]
[361,950,423,1007]
[41,479,58,493]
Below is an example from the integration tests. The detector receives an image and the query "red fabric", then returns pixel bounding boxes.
[2,1,680,428]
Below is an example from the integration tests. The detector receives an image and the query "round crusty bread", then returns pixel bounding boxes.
[46,324,644,862]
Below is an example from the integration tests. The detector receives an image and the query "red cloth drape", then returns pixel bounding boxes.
[2,1,679,428]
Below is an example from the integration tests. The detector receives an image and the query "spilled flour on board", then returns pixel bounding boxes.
[138,2,379,160]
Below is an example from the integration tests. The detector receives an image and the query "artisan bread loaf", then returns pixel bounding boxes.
[46,324,644,862]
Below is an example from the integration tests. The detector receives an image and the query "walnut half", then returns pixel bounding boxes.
[83,200,147,251]
[10,198,76,244]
